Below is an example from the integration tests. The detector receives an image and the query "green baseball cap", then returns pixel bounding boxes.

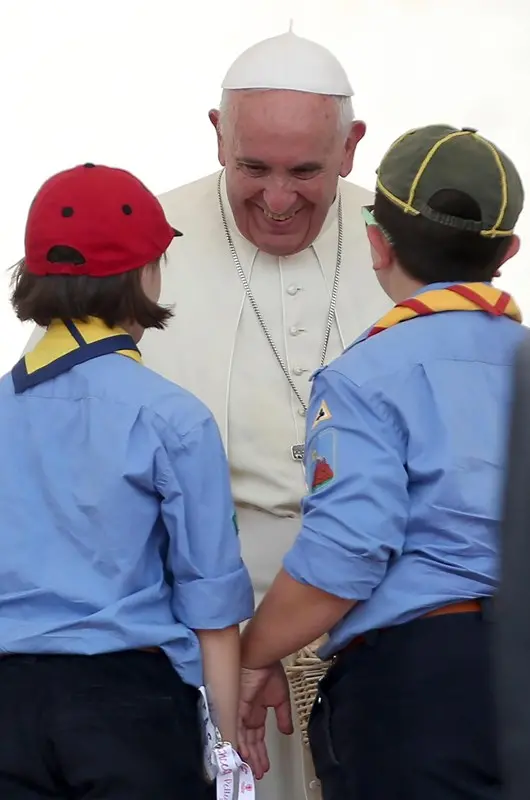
[376,124,524,238]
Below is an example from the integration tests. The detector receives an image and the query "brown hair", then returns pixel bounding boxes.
[10,257,173,330]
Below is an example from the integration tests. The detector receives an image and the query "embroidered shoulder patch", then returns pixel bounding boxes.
[309,429,336,493]
[312,400,332,429]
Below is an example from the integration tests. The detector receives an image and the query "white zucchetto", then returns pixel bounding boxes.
[221,30,353,97]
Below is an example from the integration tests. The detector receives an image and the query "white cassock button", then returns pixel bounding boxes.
[289,326,300,336]
[309,779,321,790]
[297,409,306,417]
[293,366,305,376]
[287,284,299,296]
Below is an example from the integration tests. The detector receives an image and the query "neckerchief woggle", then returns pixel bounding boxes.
[12,317,256,798]
[355,282,522,346]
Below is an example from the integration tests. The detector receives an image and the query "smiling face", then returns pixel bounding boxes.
[212,90,365,256]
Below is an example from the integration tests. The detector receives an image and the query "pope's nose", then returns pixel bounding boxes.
[262,186,297,217]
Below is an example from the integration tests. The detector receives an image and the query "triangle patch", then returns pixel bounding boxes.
[312,400,332,429]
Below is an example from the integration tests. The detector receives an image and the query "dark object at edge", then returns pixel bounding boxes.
[496,330,530,800]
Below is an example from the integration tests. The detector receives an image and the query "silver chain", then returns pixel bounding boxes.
[217,170,343,413]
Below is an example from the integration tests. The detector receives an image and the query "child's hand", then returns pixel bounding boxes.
[237,662,293,779]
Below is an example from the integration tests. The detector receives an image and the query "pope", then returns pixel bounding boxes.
[142,33,392,798]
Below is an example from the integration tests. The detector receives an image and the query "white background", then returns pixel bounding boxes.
[1,0,529,373]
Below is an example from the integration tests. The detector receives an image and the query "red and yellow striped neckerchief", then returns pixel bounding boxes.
[367,282,522,339]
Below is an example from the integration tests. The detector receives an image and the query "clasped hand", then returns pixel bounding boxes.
[237,661,294,779]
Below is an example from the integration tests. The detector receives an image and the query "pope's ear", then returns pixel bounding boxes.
[208,109,220,130]
[208,109,225,166]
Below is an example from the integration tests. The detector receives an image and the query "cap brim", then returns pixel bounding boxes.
[172,227,183,237]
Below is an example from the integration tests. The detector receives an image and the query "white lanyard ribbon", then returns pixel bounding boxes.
[212,743,255,800]
[199,686,256,800]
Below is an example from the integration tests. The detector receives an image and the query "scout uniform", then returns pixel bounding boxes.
[281,126,526,798]
[0,164,253,799]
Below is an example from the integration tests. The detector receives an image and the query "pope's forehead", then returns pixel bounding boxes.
[228,90,340,137]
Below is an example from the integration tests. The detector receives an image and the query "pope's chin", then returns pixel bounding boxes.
[245,204,313,257]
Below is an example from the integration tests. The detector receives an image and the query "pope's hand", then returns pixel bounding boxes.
[237,662,293,779]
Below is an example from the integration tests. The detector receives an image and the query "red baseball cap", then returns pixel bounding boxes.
[24,163,182,277]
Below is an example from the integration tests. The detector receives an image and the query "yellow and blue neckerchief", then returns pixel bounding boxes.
[12,317,142,394]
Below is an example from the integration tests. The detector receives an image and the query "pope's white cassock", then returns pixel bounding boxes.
[23,31,391,800]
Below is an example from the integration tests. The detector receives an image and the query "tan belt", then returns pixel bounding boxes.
[339,599,483,656]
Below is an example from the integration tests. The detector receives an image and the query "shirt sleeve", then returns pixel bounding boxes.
[283,368,408,601]
[158,414,254,630]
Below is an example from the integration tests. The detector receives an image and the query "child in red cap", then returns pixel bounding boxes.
[0,163,254,799]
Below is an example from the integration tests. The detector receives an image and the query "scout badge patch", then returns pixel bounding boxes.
[312,399,332,429]
[308,428,337,493]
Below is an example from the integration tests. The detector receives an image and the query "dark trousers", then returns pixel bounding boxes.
[308,612,500,800]
[0,650,214,799]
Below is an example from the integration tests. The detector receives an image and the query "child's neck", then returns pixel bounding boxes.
[120,321,144,344]
[386,273,425,305]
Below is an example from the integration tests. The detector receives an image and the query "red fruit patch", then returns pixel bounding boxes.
[312,457,334,490]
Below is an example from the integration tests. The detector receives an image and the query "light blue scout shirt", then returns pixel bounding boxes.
[0,318,254,687]
[283,282,526,659]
